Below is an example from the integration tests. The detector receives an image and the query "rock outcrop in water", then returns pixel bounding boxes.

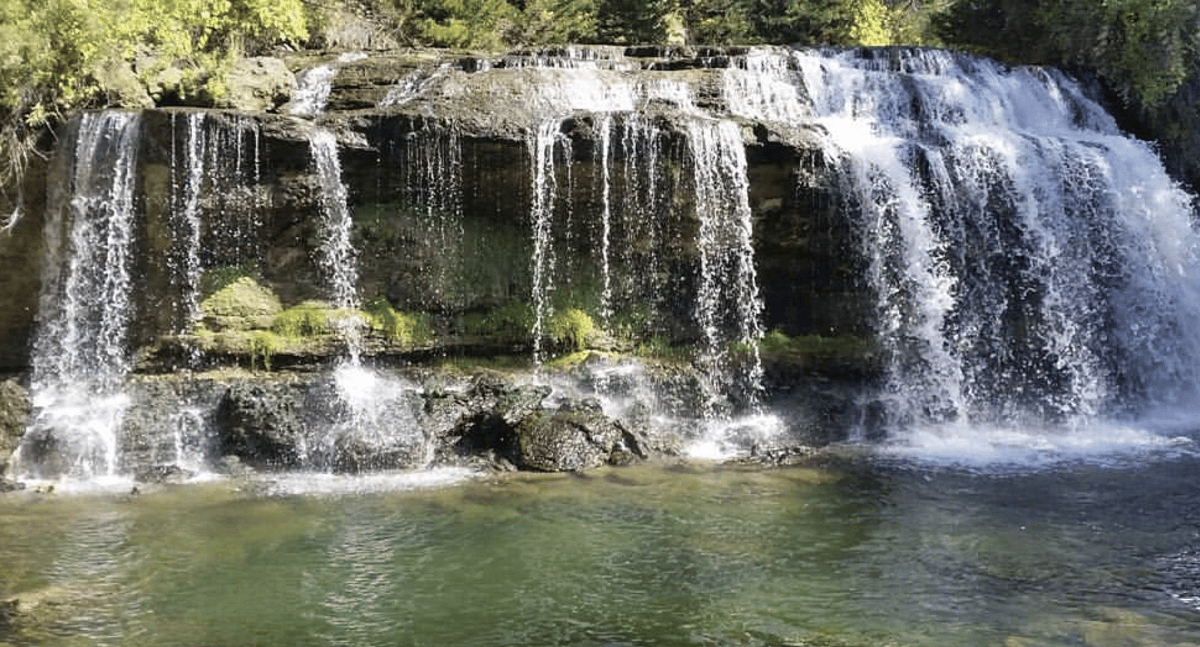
[3,44,1200,482]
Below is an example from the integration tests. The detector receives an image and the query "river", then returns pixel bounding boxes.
[3,436,1198,647]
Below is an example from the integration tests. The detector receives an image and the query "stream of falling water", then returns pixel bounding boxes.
[786,48,1200,456]
[17,112,142,481]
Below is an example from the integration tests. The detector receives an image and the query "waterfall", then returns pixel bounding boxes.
[791,48,1200,433]
[170,113,205,363]
[309,129,365,360]
[686,119,766,415]
[17,112,143,480]
[528,120,565,363]
[290,53,368,117]
[168,112,265,364]
[596,115,614,321]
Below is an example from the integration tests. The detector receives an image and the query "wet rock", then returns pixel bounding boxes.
[515,398,640,472]
[0,378,30,477]
[0,477,24,492]
[215,383,305,469]
[331,433,425,473]
[422,373,551,459]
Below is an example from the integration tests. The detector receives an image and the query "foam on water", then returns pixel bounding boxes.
[683,412,790,460]
[880,420,1195,471]
[255,467,479,497]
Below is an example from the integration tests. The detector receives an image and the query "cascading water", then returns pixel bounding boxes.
[290,52,368,117]
[686,119,766,414]
[786,48,1200,457]
[169,111,265,350]
[16,112,143,481]
[310,130,361,317]
[508,50,776,455]
[170,113,206,365]
[528,120,566,363]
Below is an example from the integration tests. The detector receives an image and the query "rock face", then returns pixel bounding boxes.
[218,57,296,112]
[215,383,306,469]
[0,379,30,479]
[190,368,667,473]
[0,45,945,478]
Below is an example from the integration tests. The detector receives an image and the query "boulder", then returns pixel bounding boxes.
[422,374,551,463]
[515,398,644,472]
[215,383,305,468]
[218,57,296,112]
[0,378,30,478]
[93,58,154,109]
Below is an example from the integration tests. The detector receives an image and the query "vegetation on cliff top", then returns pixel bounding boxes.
[1,0,1196,190]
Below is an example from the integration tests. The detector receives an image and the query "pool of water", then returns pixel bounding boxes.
[2,444,1199,646]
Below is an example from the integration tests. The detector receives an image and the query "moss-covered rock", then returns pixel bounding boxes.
[200,276,283,332]
[515,399,645,472]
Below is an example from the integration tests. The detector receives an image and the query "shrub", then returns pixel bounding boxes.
[249,330,280,370]
[364,296,432,345]
[550,308,595,352]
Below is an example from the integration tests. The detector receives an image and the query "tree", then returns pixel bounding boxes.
[595,0,676,44]
[934,0,1200,106]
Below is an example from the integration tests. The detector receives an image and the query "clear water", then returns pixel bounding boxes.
[3,444,1199,647]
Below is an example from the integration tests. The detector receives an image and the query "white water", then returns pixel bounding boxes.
[309,129,366,361]
[172,112,205,361]
[597,115,614,321]
[784,48,1200,461]
[290,52,368,117]
[528,120,563,363]
[18,112,142,480]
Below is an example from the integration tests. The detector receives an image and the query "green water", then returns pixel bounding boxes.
[2,456,1199,647]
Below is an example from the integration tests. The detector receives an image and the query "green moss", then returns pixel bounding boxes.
[199,276,282,331]
[199,264,260,299]
[543,350,599,369]
[460,302,535,345]
[364,296,432,345]
[756,330,877,356]
[250,330,281,371]
[633,335,694,361]
[272,301,335,337]
[549,308,595,352]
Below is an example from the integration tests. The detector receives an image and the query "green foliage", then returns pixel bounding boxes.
[595,0,674,44]
[511,0,598,45]
[850,0,891,46]
[0,0,310,186]
[364,296,432,345]
[934,0,1200,106]
[549,308,595,352]
[685,0,756,44]
[417,0,520,48]
[460,302,534,344]
[272,302,334,337]
[249,330,280,370]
